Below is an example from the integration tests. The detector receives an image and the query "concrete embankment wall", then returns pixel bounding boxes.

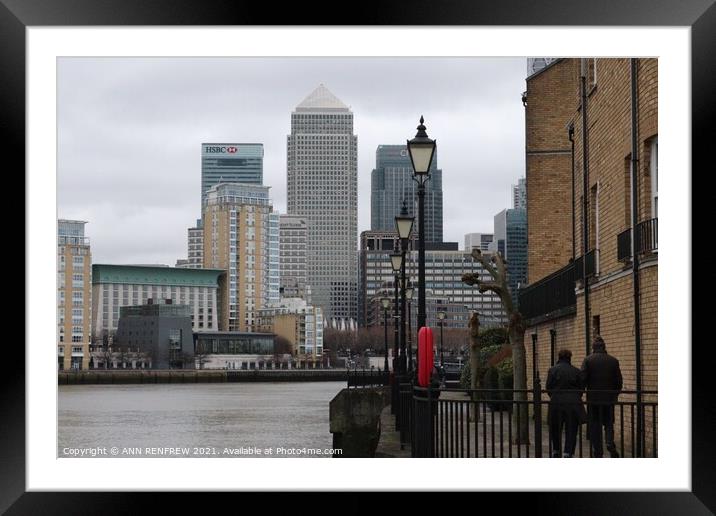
[59,369,349,385]
[329,387,391,458]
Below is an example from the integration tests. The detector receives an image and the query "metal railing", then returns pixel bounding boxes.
[574,249,598,279]
[636,217,658,254]
[347,369,389,388]
[617,228,632,262]
[617,217,658,263]
[519,262,577,321]
[408,382,657,458]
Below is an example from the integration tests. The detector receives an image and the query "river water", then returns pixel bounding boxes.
[58,382,344,458]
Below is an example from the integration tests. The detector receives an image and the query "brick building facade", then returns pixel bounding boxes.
[520,58,658,455]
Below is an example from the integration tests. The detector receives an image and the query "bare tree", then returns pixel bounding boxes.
[101,346,113,369]
[468,312,481,392]
[194,341,209,370]
[462,249,529,443]
[273,336,292,369]
[117,347,129,369]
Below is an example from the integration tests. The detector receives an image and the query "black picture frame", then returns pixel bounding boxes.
[5,0,714,513]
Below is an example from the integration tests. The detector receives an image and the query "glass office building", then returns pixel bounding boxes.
[201,143,263,209]
[370,145,443,244]
[286,84,358,323]
[493,208,527,303]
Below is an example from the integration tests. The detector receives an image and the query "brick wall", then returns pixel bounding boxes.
[526,59,580,283]
[525,58,658,456]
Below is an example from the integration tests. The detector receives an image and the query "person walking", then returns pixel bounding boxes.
[581,335,623,458]
[546,349,586,457]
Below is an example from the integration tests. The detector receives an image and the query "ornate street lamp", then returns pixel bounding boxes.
[405,282,414,372]
[395,201,414,375]
[381,297,391,374]
[407,116,436,334]
[437,310,446,366]
[389,252,403,374]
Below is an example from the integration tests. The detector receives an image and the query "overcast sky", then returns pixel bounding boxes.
[58,57,527,265]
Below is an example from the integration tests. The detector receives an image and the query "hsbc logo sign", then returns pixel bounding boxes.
[205,145,239,154]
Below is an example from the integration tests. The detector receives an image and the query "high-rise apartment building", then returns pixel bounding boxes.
[201,143,263,210]
[493,208,528,302]
[279,214,308,299]
[513,177,527,210]
[371,145,443,244]
[286,84,357,322]
[203,183,279,332]
[91,264,224,342]
[57,220,92,370]
[186,224,204,269]
[464,233,494,252]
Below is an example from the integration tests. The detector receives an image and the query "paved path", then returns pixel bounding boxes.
[374,404,410,458]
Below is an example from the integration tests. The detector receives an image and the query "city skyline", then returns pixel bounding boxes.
[58,57,526,265]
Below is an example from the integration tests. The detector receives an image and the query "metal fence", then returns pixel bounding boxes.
[405,382,657,458]
[347,369,389,388]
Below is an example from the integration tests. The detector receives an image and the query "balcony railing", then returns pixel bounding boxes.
[574,249,598,279]
[58,236,90,246]
[519,262,576,322]
[617,218,658,263]
[618,228,632,262]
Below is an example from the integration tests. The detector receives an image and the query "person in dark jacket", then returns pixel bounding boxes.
[581,335,623,458]
[546,349,586,457]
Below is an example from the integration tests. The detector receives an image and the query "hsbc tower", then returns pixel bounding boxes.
[200,143,264,209]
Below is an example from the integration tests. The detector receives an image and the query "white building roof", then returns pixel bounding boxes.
[295,84,349,111]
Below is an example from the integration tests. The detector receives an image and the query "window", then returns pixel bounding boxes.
[588,58,597,89]
[592,315,601,337]
[589,183,599,252]
[650,137,658,218]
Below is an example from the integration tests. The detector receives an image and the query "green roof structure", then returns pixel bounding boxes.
[92,264,224,287]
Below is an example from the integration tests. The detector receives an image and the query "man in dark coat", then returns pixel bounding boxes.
[581,335,623,457]
[546,349,586,457]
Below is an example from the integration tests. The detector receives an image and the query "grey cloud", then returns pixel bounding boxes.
[58,57,526,264]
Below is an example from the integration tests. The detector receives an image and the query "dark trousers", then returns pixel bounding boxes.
[587,404,616,457]
[549,408,579,457]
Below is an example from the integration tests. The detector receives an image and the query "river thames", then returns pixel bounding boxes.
[58,381,345,458]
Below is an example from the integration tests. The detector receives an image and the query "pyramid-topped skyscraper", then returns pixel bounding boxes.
[287,84,357,323]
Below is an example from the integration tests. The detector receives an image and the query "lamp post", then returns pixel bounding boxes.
[390,252,403,374]
[406,282,414,373]
[407,116,437,334]
[437,310,446,366]
[395,201,414,375]
[381,297,390,374]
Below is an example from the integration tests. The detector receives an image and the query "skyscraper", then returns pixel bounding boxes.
[371,145,443,244]
[493,208,527,302]
[203,183,279,331]
[286,84,357,322]
[201,143,264,210]
[57,220,92,370]
[279,214,308,299]
[513,177,527,210]
[464,232,494,252]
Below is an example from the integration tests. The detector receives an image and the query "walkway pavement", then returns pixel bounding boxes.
[374,404,410,458]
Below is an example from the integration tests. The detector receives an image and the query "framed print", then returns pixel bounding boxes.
[4,0,714,512]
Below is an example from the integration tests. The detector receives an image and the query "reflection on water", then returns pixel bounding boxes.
[58,382,344,458]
